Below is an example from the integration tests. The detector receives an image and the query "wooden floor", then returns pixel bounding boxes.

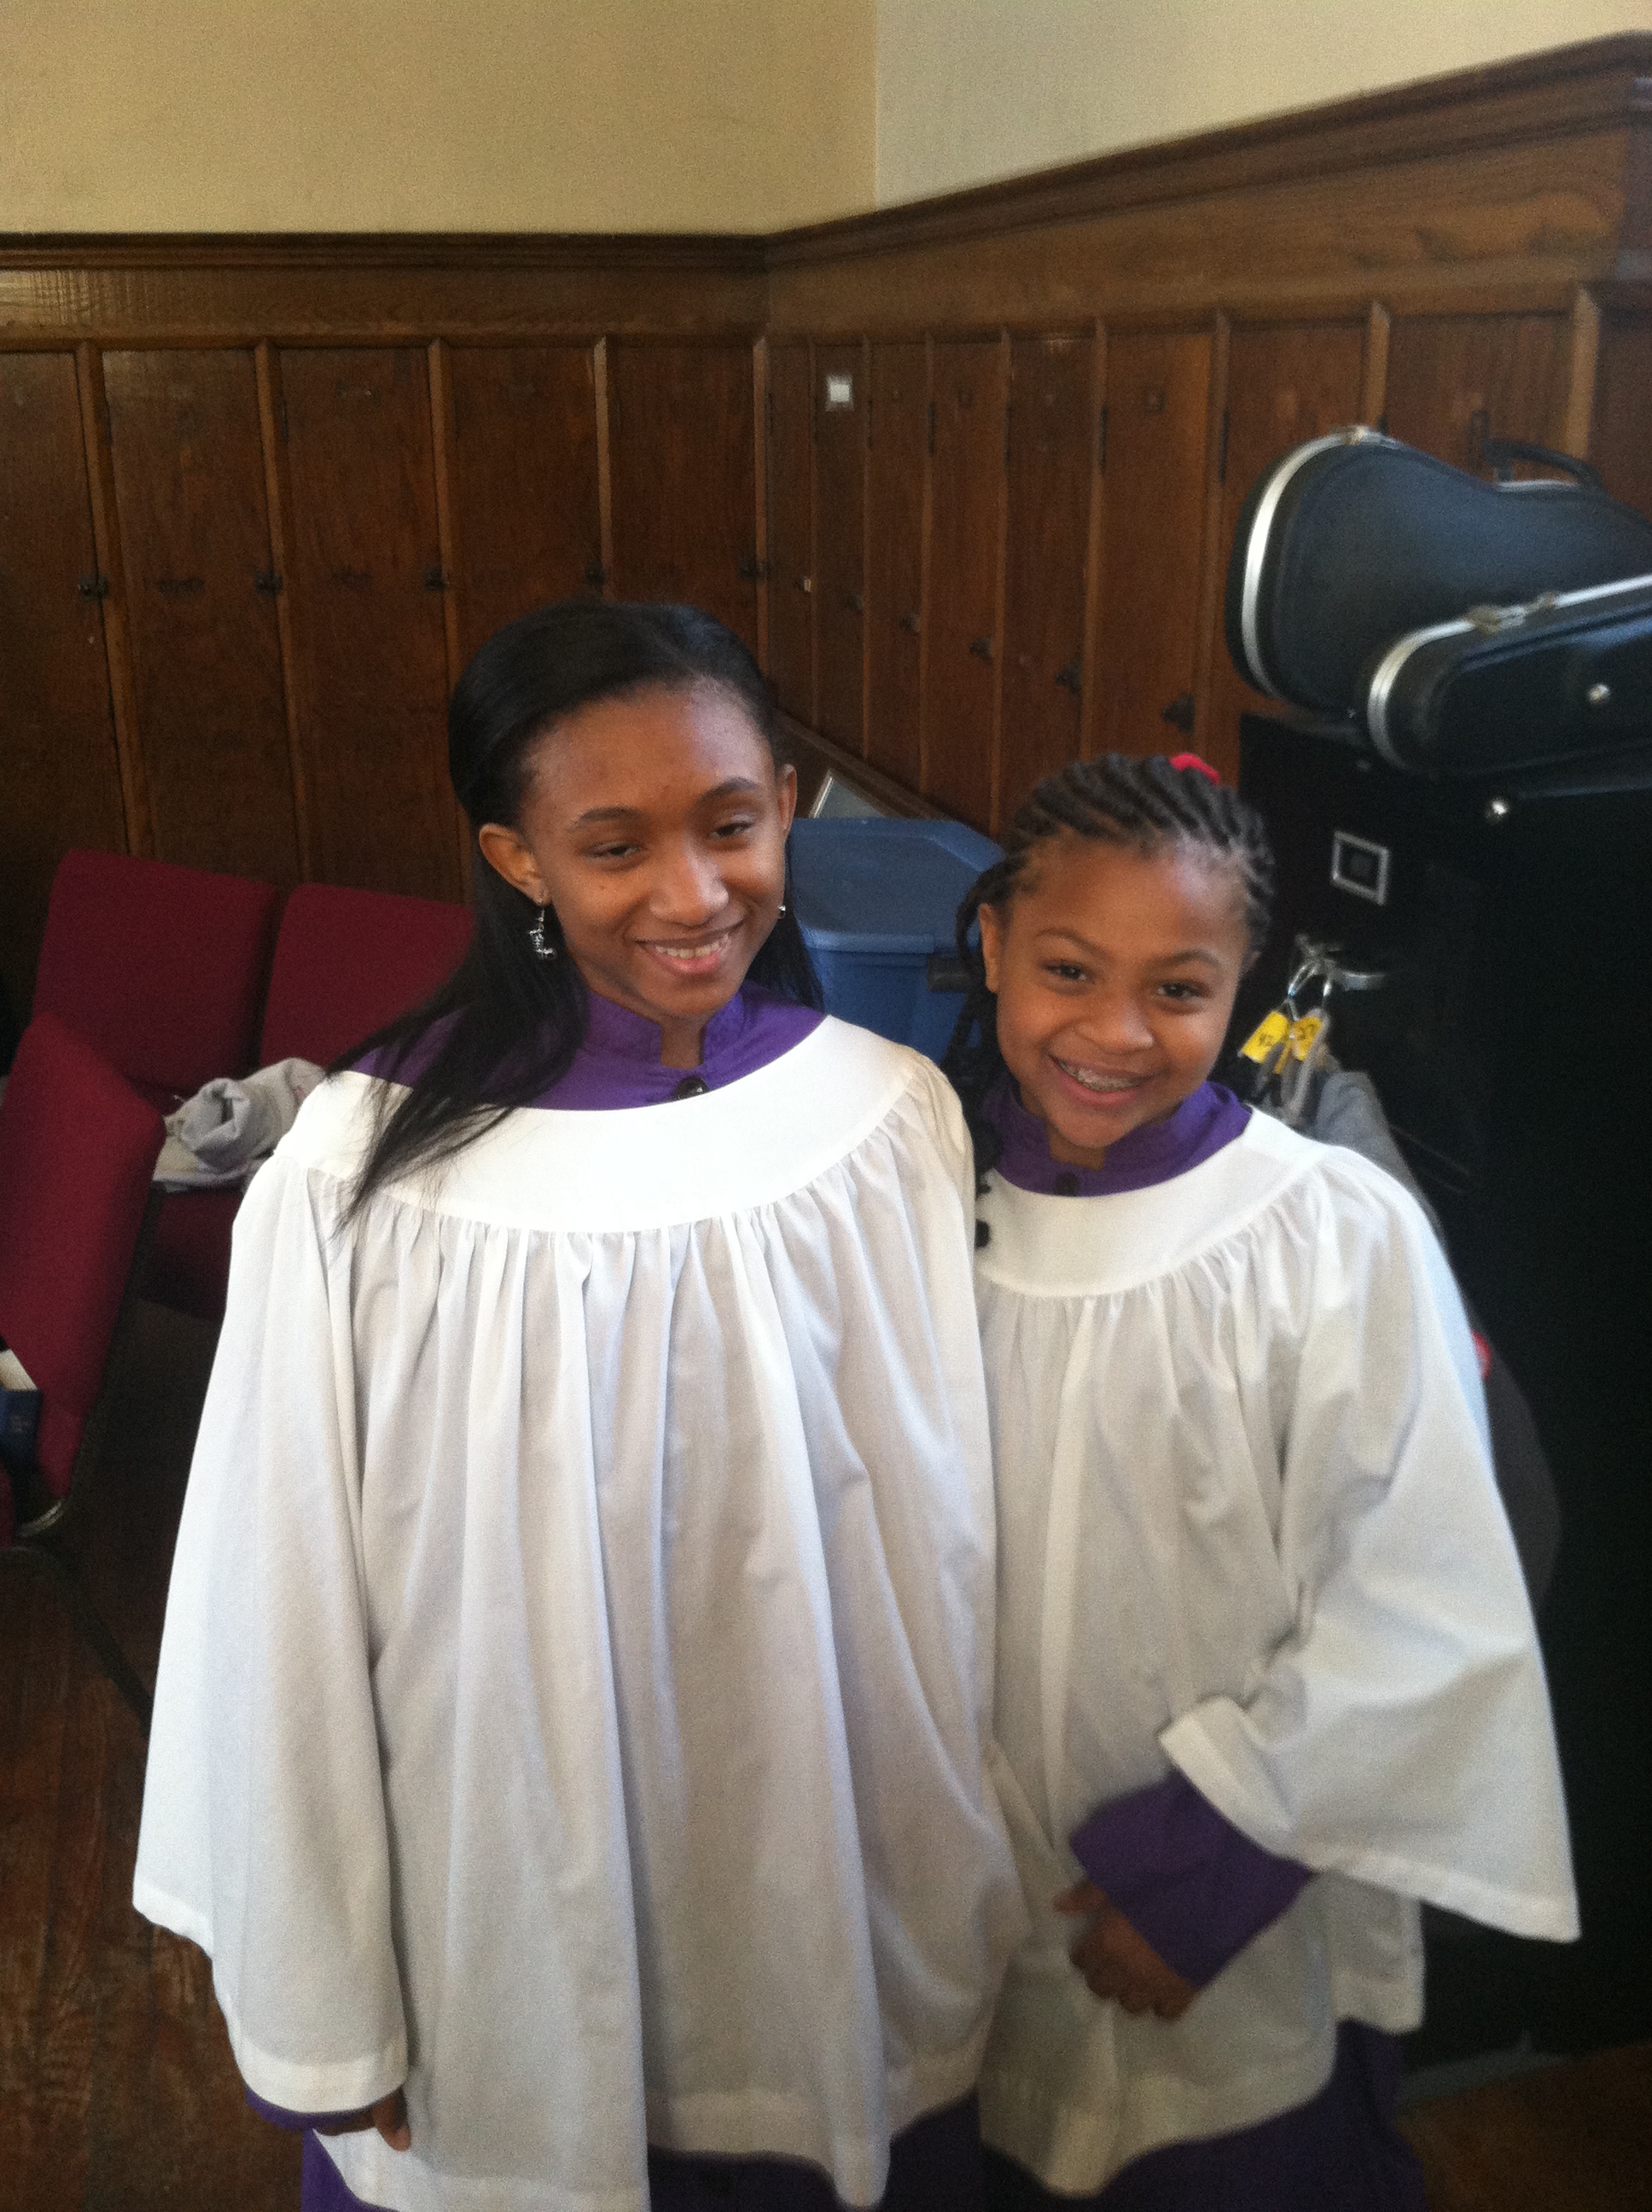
[2,1301,1648,2212]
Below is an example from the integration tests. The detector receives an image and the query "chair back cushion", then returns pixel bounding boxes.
[259,885,474,1069]
[0,1015,165,1496]
[32,849,281,1099]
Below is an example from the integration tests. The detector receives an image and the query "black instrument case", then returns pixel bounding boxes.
[1226,428,1652,718]
[1361,572,1652,775]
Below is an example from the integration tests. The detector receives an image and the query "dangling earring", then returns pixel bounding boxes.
[528,907,557,961]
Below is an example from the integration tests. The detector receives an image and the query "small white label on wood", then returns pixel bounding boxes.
[824,374,854,410]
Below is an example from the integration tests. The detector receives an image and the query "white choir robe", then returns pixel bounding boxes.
[974,1109,1577,2197]
[134,1020,1026,2212]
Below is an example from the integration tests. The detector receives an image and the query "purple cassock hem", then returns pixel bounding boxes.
[984,1078,1248,1197]
[1068,1769,1313,1988]
[291,2098,986,2212]
[358,981,823,1109]
[982,2025,1426,2212]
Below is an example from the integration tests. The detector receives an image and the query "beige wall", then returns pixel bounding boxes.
[0,0,876,232]
[875,0,1652,207]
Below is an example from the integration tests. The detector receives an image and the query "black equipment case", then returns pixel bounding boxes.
[1226,428,1652,719]
[1361,571,1652,776]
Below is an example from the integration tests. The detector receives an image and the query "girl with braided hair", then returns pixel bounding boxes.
[945,753,1575,2209]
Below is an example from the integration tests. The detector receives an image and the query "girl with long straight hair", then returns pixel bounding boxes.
[137,601,1022,2212]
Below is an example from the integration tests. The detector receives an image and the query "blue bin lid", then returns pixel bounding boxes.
[788,818,1003,952]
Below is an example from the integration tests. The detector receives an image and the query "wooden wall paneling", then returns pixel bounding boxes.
[753,340,771,675]
[1382,312,1571,471]
[607,341,760,650]
[278,346,459,899]
[0,352,130,1021]
[1560,288,1603,457]
[813,341,867,754]
[1202,317,1370,778]
[1188,314,1232,773]
[593,335,615,596]
[1090,328,1215,761]
[922,337,1008,830]
[253,343,313,880]
[1361,301,1392,425]
[1076,325,1109,765]
[995,331,1096,824]
[1589,310,1652,518]
[102,347,301,885]
[426,340,471,900]
[864,341,928,789]
[765,340,815,721]
[74,346,151,860]
[442,341,604,661]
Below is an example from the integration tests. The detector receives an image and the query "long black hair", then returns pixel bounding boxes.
[340,599,821,1218]
[941,753,1275,1190]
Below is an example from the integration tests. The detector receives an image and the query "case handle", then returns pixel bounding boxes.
[1479,434,1603,492]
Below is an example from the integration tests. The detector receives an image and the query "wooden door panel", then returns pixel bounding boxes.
[814,344,865,754]
[1092,330,1213,760]
[0,352,126,1021]
[1205,321,1367,781]
[766,342,813,720]
[923,340,1006,830]
[280,346,457,899]
[447,345,602,661]
[102,348,300,884]
[608,343,759,651]
[865,343,928,790]
[1383,314,1569,473]
[998,335,1095,825]
[1591,314,1652,523]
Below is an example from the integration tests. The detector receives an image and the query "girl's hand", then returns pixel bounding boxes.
[1053,1881,1199,2021]
[314,2088,411,2151]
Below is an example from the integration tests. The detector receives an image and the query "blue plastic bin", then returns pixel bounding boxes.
[788,817,1003,1060]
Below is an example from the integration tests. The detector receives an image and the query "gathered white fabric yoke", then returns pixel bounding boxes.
[134,1020,1025,2212]
[975,1111,1577,2196]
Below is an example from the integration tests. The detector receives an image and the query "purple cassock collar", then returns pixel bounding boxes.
[359,981,821,1109]
[985,1076,1248,1196]
[542,985,822,1109]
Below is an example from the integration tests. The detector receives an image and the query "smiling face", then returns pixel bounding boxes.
[978,833,1253,1167]
[475,681,796,1068]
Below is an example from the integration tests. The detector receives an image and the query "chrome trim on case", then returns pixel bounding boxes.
[1364,569,1652,766]
[1364,616,1475,765]
[1239,426,1378,702]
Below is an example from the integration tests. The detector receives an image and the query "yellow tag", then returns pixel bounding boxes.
[1239,1010,1290,1063]
[1288,1013,1324,1062]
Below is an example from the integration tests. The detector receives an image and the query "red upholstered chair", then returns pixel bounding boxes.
[0,1013,166,1721]
[258,883,474,1068]
[32,848,281,1111]
[145,885,474,1319]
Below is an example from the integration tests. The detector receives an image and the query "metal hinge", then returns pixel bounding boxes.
[78,574,111,601]
[253,570,283,595]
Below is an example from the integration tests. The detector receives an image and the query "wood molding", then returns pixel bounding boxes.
[767,34,1652,267]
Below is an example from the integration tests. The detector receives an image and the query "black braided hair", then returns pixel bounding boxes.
[941,754,1275,1191]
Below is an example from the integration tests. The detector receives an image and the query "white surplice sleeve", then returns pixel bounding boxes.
[134,1144,410,2113]
[1160,1147,1579,1941]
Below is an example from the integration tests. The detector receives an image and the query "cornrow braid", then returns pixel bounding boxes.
[941,753,1275,1191]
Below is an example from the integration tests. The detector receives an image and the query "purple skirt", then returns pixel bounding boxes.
[981,2026,1425,2212]
[300,2093,984,2211]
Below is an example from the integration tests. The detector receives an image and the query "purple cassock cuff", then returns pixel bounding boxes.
[1068,1768,1313,1988]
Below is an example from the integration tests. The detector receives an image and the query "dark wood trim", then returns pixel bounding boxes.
[74,341,152,859]
[775,712,946,820]
[766,34,1652,267]
[1190,314,1232,757]
[0,231,767,271]
[253,342,312,881]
